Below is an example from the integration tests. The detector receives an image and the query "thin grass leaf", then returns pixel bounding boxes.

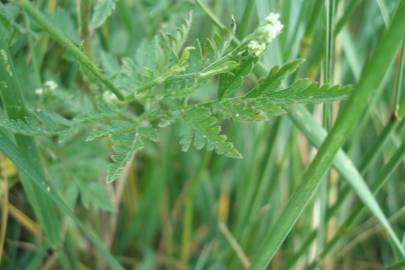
[0,40,61,246]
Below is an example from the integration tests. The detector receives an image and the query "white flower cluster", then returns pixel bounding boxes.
[247,12,283,57]
[247,41,266,57]
[35,80,58,96]
[45,80,58,90]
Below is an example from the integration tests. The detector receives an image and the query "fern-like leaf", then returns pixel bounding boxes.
[107,133,143,182]
[179,107,242,158]
[160,13,192,56]
[105,125,158,182]
[264,79,352,105]
[86,120,135,142]
[218,58,255,99]
[247,59,304,97]
[0,110,71,136]
[242,59,351,105]
[213,98,284,121]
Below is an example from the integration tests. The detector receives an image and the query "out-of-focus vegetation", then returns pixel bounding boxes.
[0,0,404,269]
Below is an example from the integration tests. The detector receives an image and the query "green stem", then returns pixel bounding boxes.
[317,0,335,253]
[181,195,193,269]
[393,43,404,116]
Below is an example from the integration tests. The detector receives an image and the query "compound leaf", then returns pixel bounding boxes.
[179,106,242,158]
[107,132,144,182]
[247,59,304,97]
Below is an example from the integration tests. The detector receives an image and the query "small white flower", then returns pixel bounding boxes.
[103,91,118,104]
[271,20,284,34]
[248,40,267,57]
[35,88,44,95]
[262,21,283,42]
[265,12,280,25]
[254,12,284,44]
[44,80,58,91]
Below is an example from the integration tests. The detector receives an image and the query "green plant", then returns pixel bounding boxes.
[0,0,404,269]
[2,0,350,182]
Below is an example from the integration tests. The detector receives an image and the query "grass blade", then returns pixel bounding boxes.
[0,37,61,245]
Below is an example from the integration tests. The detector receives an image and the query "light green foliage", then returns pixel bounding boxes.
[261,79,352,104]
[218,58,255,99]
[48,138,114,211]
[247,59,304,97]
[180,106,242,158]
[1,0,403,269]
[105,124,157,182]
[107,133,144,182]
[1,12,350,183]
[0,110,71,136]
[48,7,80,44]
[0,3,21,39]
[90,0,118,29]
[78,180,113,210]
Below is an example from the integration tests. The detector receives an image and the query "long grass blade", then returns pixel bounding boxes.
[0,37,61,245]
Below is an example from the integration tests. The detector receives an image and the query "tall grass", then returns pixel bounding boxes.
[0,0,404,269]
